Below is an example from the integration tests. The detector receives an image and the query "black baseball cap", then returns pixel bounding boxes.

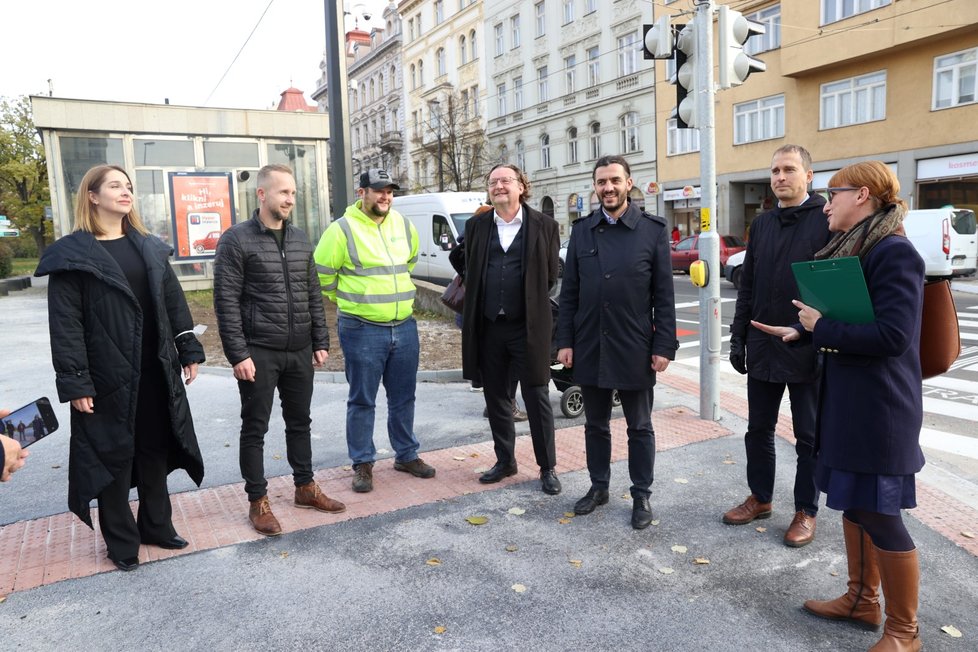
[359,168,400,190]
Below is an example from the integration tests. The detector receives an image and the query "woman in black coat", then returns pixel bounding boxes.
[755,161,925,651]
[36,165,205,572]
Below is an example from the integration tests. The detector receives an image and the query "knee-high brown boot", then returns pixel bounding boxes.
[869,547,921,652]
[803,516,882,630]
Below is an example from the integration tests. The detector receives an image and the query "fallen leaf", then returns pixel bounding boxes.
[465,516,489,526]
[569,559,583,568]
[671,545,688,554]
[433,626,447,635]
[962,531,975,539]
[674,478,689,484]
[473,467,488,474]
[940,625,962,638]
[508,507,526,515]
[0,595,6,604]
[658,567,675,575]
[452,456,467,461]
[722,460,735,465]
[426,558,442,566]
[341,465,352,471]
[693,558,710,565]
[272,454,281,460]
[557,518,571,525]
[563,512,576,518]
[830,571,840,577]
[511,583,527,593]
[50,464,61,469]
[279,552,289,559]
[505,544,519,552]
[621,493,630,500]
[755,526,767,532]
[224,443,230,448]
[650,519,660,526]
[468,453,479,458]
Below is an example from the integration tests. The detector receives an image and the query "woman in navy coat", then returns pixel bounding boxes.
[755,161,925,651]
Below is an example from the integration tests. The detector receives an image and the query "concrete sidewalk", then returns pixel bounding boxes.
[1,282,977,650]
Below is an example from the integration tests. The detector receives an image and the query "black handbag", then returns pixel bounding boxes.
[440,275,464,314]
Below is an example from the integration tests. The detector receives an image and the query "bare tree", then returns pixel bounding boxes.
[413,89,492,193]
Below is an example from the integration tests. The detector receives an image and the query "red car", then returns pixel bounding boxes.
[671,234,747,276]
[192,231,222,254]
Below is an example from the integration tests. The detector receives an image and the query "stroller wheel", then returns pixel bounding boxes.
[560,386,585,418]
[611,390,621,408]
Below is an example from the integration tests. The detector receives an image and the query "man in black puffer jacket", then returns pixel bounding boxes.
[214,164,344,536]
[723,145,831,548]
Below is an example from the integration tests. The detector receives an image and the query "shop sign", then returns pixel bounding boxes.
[662,186,702,201]
[168,172,236,261]
[917,153,978,180]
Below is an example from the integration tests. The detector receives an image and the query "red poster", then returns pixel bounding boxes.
[168,172,236,260]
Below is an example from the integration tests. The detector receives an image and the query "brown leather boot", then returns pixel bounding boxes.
[869,547,922,652]
[248,496,282,536]
[295,481,346,513]
[803,517,882,630]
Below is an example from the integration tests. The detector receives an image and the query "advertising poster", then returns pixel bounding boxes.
[168,172,236,260]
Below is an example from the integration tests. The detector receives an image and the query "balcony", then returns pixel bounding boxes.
[379,131,402,153]
[585,87,599,100]
[616,74,638,91]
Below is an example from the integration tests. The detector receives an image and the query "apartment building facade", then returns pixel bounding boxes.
[652,0,978,239]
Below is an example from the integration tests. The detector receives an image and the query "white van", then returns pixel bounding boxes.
[394,192,487,285]
[904,207,977,279]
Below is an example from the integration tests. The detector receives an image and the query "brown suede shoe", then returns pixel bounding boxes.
[722,494,773,525]
[295,481,346,513]
[393,457,436,478]
[784,511,817,547]
[249,496,282,536]
[352,463,374,493]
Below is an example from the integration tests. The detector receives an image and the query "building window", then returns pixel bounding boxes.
[562,0,574,24]
[535,2,546,38]
[734,94,785,144]
[408,17,414,40]
[410,64,417,90]
[391,65,398,89]
[933,47,977,109]
[511,15,521,49]
[540,133,551,168]
[589,121,601,159]
[369,79,376,101]
[461,89,470,120]
[459,35,468,65]
[418,60,424,85]
[497,83,507,115]
[471,84,480,116]
[820,71,886,129]
[587,47,600,87]
[667,118,701,155]
[565,55,576,94]
[585,0,597,13]
[538,65,549,102]
[514,77,524,111]
[618,32,639,77]
[516,140,525,169]
[434,0,444,24]
[412,111,420,138]
[822,0,890,25]
[745,5,781,55]
[470,30,478,60]
[620,112,640,153]
[436,48,447,76]
[494,23,504,56]
[567,127,579,164]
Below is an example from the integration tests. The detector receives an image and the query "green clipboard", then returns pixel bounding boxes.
[790,256,875,324]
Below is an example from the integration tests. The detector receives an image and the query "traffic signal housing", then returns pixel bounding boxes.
[672,21,697,129]
[718,5,767,89]
[643,15,673,59]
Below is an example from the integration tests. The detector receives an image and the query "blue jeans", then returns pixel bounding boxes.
[338,315,421,465]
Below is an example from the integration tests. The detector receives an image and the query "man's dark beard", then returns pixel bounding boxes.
[602,193,625,213]
[269,207,289,222]
[368,203,389,218]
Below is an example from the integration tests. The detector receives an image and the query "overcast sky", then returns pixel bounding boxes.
[4,0,389,110]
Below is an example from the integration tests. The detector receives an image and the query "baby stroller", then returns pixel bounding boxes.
[548,297,620,418]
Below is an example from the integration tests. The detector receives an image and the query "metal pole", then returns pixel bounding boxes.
[324,2,353,215]
[697,0,721,421]
[437,135,444,192]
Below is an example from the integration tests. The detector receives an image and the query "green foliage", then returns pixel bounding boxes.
[0,96,52,255]
[0,242,12,278]
[11,257,37,276]
[7,235,38,257]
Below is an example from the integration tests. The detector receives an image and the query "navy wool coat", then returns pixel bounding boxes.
[36,230,205,527]
[555,202,678,390]
[812,235,925,476]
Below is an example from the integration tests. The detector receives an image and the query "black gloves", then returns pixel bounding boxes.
[729,335,747,375]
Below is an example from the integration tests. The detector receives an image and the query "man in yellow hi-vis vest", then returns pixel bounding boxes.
[314,169,436,494]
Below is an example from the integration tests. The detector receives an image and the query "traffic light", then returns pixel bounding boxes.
[642,15,673,60]
[672,21,697,129]
[717,5,767,89]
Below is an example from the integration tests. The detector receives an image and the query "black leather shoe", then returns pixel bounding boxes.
[632,496,654,530]
[112,556,139,572]
[151,535,189,550]
[540,469,562,495]
[479,462,518,484]
[573,488,610,515]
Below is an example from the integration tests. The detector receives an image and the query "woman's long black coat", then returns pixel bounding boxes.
[36,230,205,527]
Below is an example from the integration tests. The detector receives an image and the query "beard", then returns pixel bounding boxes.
[368,202,390,218]
[602,192,626,213]
[268,206,291,222]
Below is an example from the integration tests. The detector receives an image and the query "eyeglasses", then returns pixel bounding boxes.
[488,176,518,187]
[826,187,859,202]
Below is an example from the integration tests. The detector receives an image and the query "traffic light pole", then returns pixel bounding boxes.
[695,0,721,421]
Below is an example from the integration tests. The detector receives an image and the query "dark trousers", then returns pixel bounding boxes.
[745,376,819,515]
[97,413,176,561]
[581,385,655,499]
[480,317,556,470]
[238,344,315,501]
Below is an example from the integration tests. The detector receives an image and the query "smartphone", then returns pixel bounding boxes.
[3,397,59,447]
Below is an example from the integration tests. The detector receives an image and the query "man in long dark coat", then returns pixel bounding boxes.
[451,164,562,495]
[556,155,678,529]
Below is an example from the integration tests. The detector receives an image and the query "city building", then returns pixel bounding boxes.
[651,0,978,239]
[484,0,657,236]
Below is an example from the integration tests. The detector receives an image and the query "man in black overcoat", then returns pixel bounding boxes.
[722,144,831,548]
[556,155,678,529]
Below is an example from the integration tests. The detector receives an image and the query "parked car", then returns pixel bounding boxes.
[671,234,746,276]
[558,238,569,277]
[724,250,746,289]
[192,231,222,254]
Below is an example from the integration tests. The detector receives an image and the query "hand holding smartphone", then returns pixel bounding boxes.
[3,397,59,448]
